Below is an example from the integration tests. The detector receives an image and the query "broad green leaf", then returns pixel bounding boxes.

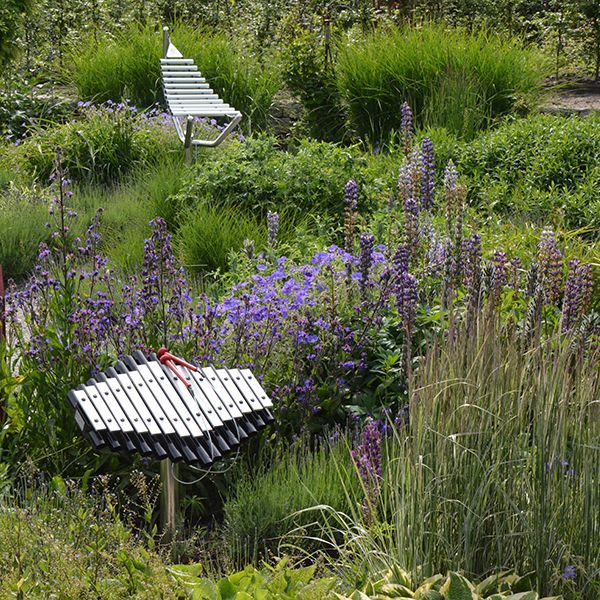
[379,583,415,597]
[503,593,538,600]
[440,573,477,600]
[415,591,444,600]
[475,572,514,595]
[190,580,220,600]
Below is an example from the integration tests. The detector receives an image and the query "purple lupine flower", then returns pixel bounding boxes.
[463,233,482,316]
[393,243,410,277]
[561,260,594,332]
[509,256,522,292]
[491,251,508,301]
[352,419,382,517]
[344,179,358,211]
[420,137,435,210]
[397,272,418,333]
[267,211,279,249]
[397,161,414,203]
[400,102,413,155]
[344,180,358,252]
[443,160,458,199]
[359,234,375,290]
[538,228,563,305]
[403,198,420,259]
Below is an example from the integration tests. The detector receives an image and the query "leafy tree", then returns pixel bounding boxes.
[0,0,33,65]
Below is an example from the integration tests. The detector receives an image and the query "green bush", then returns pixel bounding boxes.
[0,483,179,598]
[281,29,346,142]
[70,24,280,133]
[0,102,182,186]
[336,24,545,142]
[459,113,600,231]
[178,136,389,221]
[222,435,361,567]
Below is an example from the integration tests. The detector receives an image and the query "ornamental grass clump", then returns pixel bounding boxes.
[316,319,600,599]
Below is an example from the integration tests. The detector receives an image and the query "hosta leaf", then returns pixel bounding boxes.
[440,573,477,600]
[378,583,415,597]
[415,591,444,600]
[475,572,514,595]
[190,580,219,600]
[389,566,413,589]
[503,593,538,600]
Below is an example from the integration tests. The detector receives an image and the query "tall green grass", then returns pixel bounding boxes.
[176,203,266,274]
[337,24,546,141]
[0,189,50,280]
[222,434,361,568]
[70,24,280,133]
[318,320,600,599]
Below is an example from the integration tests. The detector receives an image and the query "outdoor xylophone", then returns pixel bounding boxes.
[67,349,273,465]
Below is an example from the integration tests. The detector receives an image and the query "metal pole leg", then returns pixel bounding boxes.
[184,115,194,164]
[160,458,179,539]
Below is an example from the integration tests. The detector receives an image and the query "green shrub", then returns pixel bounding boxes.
[70,24,280,133]
[0,484,179,598]
[0,102,182,186]
[281,29,346,142]
[178,136,388,221]
[336,24,545,142]
[460,113,600,231]
[222,435,361,567]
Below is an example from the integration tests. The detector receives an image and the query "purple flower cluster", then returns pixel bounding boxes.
[420,137,435,210]
[561,259,593,332]
[344,179,358,253]
[352,419,382,517]
[538,228,563,305]
[400,102,413,156]
[267,211,279,250]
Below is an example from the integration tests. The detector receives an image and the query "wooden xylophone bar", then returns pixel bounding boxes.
[67,352,273,465]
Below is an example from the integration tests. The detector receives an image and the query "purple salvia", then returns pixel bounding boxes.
[267,211,279,249]
[400,101,413,155]
[420,137,435,210]
[538,228,563,305]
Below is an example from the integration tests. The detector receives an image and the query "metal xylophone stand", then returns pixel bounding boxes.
[160,459,179,538]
